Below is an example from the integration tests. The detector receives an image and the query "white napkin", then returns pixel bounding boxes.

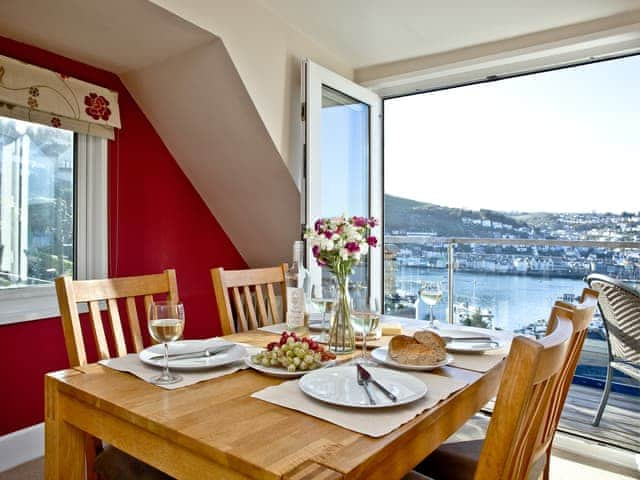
[251,371,468,437]
[258,323,289,334]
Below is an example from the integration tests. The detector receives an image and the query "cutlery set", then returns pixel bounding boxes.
[357,363,397,405]
[148,343,235,361]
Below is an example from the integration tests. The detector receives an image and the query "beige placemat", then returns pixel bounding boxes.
[251,371,468,437]
[99,348,258,390]
[450,345,510,373]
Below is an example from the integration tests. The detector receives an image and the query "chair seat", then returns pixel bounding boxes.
[94,445,172,480]
[611,361,640,381]
[414,439,483,480]
[411,413,545,480]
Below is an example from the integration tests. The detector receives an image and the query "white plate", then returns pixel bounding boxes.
[370,347,454,371]
[298,365,427,408]
[139,340,247,371]
[244,355,332,378]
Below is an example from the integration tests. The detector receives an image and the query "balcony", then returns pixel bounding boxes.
[384,235,640,453]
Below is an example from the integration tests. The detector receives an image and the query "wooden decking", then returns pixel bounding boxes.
[559,383,640,453]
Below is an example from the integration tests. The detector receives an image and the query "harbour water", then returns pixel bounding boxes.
[393,266,586,330]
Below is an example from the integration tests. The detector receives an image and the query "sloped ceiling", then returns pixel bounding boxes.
[121,40,301,267]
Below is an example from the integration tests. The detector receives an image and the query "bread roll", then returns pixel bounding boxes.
[388,331,447,365]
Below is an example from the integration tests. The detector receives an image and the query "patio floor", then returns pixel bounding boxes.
[559,383,640,453]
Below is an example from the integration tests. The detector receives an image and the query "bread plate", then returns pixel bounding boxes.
[370,347,454,371]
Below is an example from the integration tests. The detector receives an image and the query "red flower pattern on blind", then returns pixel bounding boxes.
[84,93,111,121]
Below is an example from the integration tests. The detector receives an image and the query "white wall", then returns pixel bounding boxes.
[149,0,354,188]
[122,40,302,267]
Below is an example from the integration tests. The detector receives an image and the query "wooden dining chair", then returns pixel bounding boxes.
[211,264,288,335]
[407,299,576,480]
[540,288,597,479]
[55,270,179,480]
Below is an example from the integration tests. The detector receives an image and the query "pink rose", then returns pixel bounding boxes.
[352,216,367,227]
[312,245,320,257]
[367,236,378,247]
[345,242,360,253]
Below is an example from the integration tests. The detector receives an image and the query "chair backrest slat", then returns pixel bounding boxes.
[106,298,127,358]
[243,285,258,330]
[125,296,144,352]
[211,264,287,334]
[88,300,109,361]
[232,287,249,332]
[475,305,574,480]
[266,283,281,324]
[254,284,270,326]
[55,269,179,367]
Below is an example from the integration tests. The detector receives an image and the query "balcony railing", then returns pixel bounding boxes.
[384,235,640,452]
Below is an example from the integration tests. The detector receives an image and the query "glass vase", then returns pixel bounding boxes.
[328,274,355,354]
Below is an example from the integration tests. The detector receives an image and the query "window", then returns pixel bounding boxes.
[383,54,640,451]
[0,116,107,324]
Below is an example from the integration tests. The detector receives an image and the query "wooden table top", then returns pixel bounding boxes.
[47,329,505,479]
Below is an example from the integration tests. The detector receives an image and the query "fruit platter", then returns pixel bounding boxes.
[246,331,336,378]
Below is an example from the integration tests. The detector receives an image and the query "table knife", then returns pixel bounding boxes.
[149,343,235,361]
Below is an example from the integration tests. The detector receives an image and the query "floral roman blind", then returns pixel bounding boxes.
[0,54,120,139]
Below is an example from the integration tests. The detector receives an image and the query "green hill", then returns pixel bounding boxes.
[384,194,529,237]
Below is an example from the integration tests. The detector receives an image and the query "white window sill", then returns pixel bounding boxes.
[0,285,61,325]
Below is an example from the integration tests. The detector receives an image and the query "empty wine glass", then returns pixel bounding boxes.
[419,281,443,328]
[148,300,185,385]
[311,280,336,343]
[351,296,380,365]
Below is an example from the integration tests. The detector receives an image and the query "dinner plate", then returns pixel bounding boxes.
[370,347,454,371]
[298,365,427,408]
[244,355,332,378]
[139,340,247,371]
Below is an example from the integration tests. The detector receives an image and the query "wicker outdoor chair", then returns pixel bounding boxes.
[585,273,640,426]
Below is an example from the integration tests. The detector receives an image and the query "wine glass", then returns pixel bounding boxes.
[311,280,336,343]
[419,281,443,328]
[148,300,185,385]
[351,296,380,365]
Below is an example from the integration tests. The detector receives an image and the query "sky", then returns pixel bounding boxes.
[384,54,640,214]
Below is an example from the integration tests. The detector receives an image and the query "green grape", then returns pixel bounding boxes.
[287,364,296,372]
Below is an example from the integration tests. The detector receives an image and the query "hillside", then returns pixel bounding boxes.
[384,194,529,237]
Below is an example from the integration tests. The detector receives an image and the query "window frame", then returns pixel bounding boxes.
[0,129,108,325]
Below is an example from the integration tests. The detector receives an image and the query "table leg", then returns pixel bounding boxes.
[45,376,85,480]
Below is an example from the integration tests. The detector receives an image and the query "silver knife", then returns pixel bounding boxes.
[149,343,235,361]
[357,364,397,402]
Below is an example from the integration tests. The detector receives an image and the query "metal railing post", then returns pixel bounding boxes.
[448,240,455,324]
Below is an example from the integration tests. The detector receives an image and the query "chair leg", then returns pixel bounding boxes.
[542,447,551,480]
[592,364,613,426]
[85,434,102,480]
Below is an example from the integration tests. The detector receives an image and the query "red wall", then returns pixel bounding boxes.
[0,36,247,435]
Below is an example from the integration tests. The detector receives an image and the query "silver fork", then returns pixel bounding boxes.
[357,366,376,405]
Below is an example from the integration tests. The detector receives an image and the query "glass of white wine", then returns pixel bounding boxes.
[148,300,185,385]
[351,297,380,365]
[419,281,443,328]
[311,281,336,343]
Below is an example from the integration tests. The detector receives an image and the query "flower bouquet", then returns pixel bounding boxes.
[305,215,378,353]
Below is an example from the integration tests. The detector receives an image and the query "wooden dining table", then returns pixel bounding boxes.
[45,323,506,480]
